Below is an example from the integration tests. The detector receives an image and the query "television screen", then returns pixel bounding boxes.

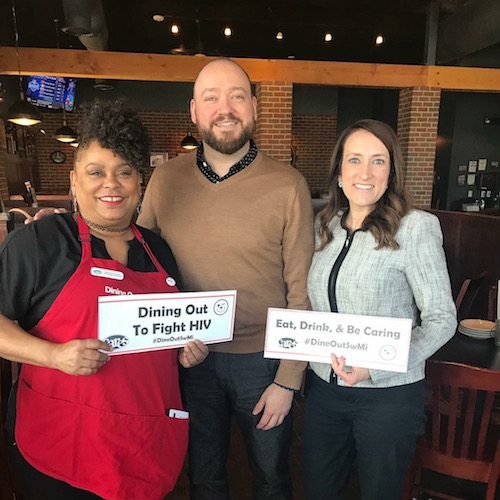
[26,76,76,112]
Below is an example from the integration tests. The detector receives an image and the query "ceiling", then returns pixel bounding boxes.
[0,0,499,68]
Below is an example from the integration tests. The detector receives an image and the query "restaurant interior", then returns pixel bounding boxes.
[0,0,499,498]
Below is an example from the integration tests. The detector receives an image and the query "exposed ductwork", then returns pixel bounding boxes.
[61,0,108,50]
[61,0,114,90]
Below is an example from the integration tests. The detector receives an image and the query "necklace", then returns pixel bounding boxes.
[79,213,131,233]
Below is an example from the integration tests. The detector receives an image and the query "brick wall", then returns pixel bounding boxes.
[292,115,337,196]
[397,87,441,209]
[254,82,293,164]
[5,93,442,205]
[36,110,80,193]
[32,110,198,193]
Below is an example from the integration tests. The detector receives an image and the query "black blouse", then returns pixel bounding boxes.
[0,213,180,331]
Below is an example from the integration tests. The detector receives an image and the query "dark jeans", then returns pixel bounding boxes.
[180,351,293,500]
[303,371,425,500]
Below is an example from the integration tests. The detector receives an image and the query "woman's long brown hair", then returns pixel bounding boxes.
[317,119,413,251]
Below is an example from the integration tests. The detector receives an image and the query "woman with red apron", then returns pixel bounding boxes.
[16,216,188,499]
[0,99,207,499]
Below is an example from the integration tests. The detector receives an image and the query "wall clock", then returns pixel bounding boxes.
[50,150,66,164]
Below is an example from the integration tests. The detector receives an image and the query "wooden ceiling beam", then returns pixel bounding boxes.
[0,47,499,91]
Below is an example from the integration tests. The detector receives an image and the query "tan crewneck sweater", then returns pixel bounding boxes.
[138,149,314,388]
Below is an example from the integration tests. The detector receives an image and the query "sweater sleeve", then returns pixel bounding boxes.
[274,176,315,390]
[369,213,457,384]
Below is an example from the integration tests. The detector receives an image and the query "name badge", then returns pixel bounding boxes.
[91,267,124,281]
[265,308,412,373]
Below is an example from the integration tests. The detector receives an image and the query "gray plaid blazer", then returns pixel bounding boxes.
[307,209,457,388]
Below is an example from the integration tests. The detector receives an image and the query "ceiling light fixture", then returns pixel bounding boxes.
[53,19,77,143]
[276,31,284,40]
[181,131,198,150]
[55,122,78,143]
[324,32,333,42]
[375,35,384,45]
[171,23,179,34]
[7,0,42,126]
[152,14,164,23]
[223,26,232,37]
[194,18,205,56]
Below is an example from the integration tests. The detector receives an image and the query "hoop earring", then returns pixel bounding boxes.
[136,195,143,215]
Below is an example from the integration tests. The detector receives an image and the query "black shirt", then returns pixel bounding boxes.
[196,139,258,183]
[0,213,180,331]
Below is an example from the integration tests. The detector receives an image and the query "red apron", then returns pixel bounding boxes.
[16,215,188,499]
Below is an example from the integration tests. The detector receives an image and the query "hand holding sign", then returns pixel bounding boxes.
[331,354,370,386]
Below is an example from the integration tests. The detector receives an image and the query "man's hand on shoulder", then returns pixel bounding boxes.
[24,207,68,224]
[252,383,294,431]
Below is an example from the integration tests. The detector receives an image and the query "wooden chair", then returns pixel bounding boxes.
[404,360,500,500]
[455,271,489,321]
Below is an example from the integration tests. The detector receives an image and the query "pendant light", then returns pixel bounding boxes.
[54,19,77,143]
[6,0,42,127]
[181,131,198,150]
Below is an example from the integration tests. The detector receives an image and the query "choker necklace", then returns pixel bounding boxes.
[79,213,131,233]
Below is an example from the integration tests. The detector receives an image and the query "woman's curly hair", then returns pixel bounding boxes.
[317,119,413,251]
[76,98,150,170]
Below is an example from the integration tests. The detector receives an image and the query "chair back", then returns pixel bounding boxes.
[405,360,500,500]
[455,271,489,321]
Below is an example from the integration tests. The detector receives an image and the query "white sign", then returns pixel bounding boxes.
[265,308,412,372]
[98,290,237,355]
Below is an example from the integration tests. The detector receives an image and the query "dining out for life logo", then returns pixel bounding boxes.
[104,335,129,350]
[279,338,298,349]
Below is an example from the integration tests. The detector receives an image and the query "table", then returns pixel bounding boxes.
[431,331,500,370]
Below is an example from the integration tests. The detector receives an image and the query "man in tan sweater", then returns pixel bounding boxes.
[139,58,314,499]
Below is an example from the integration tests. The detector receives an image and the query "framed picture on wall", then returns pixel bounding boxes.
[150,152,168,168]
[468,160,477,173]
[458,164,467,172]
[457,174,466,186]
[466,174,476,185]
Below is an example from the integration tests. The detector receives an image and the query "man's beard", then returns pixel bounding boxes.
[199,116,254,155]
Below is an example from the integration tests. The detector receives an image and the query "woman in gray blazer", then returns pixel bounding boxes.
[303,119,457,500]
